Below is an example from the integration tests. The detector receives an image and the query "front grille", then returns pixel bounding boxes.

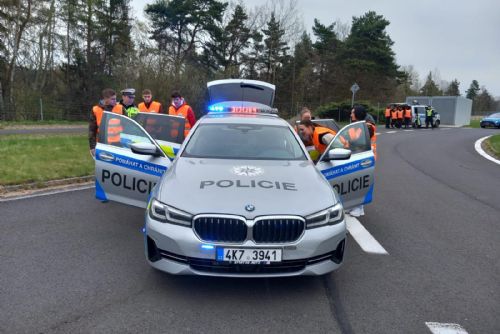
[253,218,305,243]
[194,216,247,242]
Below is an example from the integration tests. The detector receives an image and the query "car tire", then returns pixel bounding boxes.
[481,125,485,128]
[434,120,440,128]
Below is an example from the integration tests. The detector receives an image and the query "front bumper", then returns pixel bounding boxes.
[145,215,346,277]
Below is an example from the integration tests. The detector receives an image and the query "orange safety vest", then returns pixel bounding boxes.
[138,101,161,113]
[92,104,124,144]
[93,104,123,128]
[107,118,122,144]
[404,108,411,118]
[366,123,377,160]
[391,110,398,120]
[385,108,391,117]
[312,126,337,154]
[397,110,403,119]
[169,104,192,137]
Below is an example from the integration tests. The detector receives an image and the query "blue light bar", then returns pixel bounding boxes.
[208,104,224,112]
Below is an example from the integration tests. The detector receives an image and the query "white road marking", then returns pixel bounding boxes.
[403,129,414,132]
[0,184,94,202]
[386,131,397,134]
[345,215,388,254]
[425,322,469,334]
[474,135,500,166]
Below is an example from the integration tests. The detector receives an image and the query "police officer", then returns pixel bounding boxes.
[425,106,434,129]
[120,88,140,118]
[88,88,124,157]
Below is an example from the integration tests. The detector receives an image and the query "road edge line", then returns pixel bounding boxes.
[345,215,388,255]
[474,135,500,166]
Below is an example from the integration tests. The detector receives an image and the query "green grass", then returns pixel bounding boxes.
[484,134,500,159]
[0,120,87,129]
[0,134,93,185]
[466,120,481,128]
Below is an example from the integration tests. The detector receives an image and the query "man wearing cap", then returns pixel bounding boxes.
[120,88,140,118]
[138,89,163,113]
[168,90,196,137]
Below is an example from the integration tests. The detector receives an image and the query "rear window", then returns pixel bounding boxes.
[182,123,307,160]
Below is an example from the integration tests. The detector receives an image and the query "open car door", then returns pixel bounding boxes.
[315,121,375,210]
[134,112,186,160]
[95,112,172,208]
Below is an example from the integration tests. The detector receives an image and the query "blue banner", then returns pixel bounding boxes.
[96,149,167,177]
[321,157,375,181]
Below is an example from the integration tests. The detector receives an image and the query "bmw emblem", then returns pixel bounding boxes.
[245,204,255,212]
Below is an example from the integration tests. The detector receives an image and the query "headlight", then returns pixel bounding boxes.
[148,198,192,227]
[305,203,344,229]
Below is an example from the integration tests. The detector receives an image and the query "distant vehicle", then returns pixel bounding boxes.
[411,105,440,128]
[386,103,440,128]
[480,112,500,128]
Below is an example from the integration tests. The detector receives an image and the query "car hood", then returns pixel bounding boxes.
[157,158,337,219]
[481,117,500,122]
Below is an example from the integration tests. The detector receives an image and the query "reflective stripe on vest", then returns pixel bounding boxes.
[93,105,124,133]
[138,101,161,113]
[107,118,122,144]
[312,126,337,154]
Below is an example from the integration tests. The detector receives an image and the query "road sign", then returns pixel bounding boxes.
[351,83,360,94]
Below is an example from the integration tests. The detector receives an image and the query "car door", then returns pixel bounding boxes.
[134,112,186,160]
[315,121,375,210]
[95,112,172,208]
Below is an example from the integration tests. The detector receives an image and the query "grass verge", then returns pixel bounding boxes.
[0,134,93,186]
[467,120,481,128]
[483,134,500,160]
[0,120,87,129]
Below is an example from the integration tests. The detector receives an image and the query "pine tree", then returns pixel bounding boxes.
[262,12,289,83]
[420,72,442,96]
[444,79,460,96]
[465,80,480,100]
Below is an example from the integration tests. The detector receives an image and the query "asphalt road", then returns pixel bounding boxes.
[1,127,499,334]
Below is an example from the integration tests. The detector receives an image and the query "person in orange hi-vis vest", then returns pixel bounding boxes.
[138,89,163,113]
[297,119,337,162]
[347,105,376,217]
[404,105,412,128]
[168,90,196,138]
[384,106,391,128]
[89,88,124,157]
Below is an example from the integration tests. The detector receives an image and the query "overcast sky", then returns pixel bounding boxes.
[131,0,500,97]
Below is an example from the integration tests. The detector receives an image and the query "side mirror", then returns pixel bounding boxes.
[322,148,351,162]
[131,142,161,157]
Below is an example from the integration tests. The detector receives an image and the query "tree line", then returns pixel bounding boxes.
[0,0,497,122]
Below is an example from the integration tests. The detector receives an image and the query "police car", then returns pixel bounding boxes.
[94,79,375,277]
[410,104,441,128]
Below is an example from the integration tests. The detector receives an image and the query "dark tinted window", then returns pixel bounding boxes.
[183,123,306,160]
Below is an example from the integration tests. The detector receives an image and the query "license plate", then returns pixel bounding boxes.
[216,247,282,264]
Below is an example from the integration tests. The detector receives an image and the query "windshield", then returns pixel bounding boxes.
[488,112,500,118]
[182,123,307,160]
